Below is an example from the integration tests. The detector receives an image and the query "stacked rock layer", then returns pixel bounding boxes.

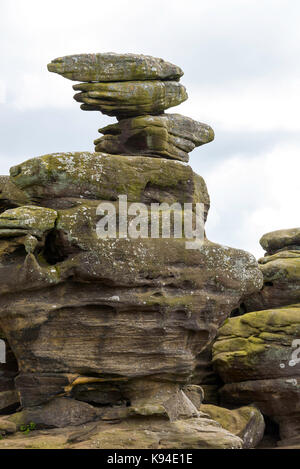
[0,53,264,448]
[213,228,300,447]
[48,53,214,162]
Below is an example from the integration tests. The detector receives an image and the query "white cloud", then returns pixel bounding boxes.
[0,81,6,104]
[204,143,300,257]
[11,73,74,111]
[176,77,300,132]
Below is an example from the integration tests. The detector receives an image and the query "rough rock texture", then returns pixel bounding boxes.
[0,150,262,435]
[192,345,222,405]
[213,306,300,445]
[0,175,29,212]
[0,415,243,449]
[48,52,213,161]
[201,404,265,448]
[0,205,57,240]
[0,418,16,435]
[0,53,265,448]
[244,229,300,312]
[10,152,210,215]
[260,228,300,254]
[94,114,214,162]
[213,306,300,384]
[8,397,100,429]
[73,81,187,117]
[48,53,184,82]
[213,229,300,447]
[0,327,19,413]
[244,252,300,312]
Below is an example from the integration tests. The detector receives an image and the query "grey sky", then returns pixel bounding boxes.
[0,0,299,257]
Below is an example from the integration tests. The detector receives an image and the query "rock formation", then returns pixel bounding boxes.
[213,228,300,447]
[48,53,214,160]
[0,53,264,449]
[0,326,19,413]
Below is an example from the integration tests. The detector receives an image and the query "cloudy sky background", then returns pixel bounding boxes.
[0,0,299,257]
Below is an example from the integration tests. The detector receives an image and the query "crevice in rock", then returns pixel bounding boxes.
[142,181,188,205]
[258,416,280,448]
[264,281,274,287]
[0,200,18,214]
[2,245,27,265]
[231,302,247,317]
[42,229,80,265]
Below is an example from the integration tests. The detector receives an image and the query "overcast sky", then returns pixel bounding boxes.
[0,0,299,257]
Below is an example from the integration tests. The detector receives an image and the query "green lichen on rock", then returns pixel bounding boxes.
[0,205,57,239]
[244,249,300,312]
[0,52,269,448]
[73,81,188,117]
[95,113,214,162]
[10,152,210,212]
[0,175,30,211]
[200,404,265,448]
[47,53,184,82]
[260,228,300,254]
[213,305,300,383]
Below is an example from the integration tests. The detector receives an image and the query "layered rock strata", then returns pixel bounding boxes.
[213,228,300,446]
[0,327,19,413]
[0,152,262,412]
[0,53,264,448]
[244,228,300,312]
[48,53,213,161]
[94,114,214,162]
[47,53,184,82]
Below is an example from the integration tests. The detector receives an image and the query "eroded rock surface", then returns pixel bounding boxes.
[10,152,210,214]
[201,404,265,448]
[0,53,264,448]
[0,175,29,212]
[48,52,212,162]
[244,231,300,312]
[0,150,262,436]
[213,229,300,447]
[47,53,184,82]
[94,114,214,162]
[73,81,187,117]
[0,327,19,413]
[0,415,243,449]
[260,228,300,254]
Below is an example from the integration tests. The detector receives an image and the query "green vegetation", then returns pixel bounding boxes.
[20,422,36,434]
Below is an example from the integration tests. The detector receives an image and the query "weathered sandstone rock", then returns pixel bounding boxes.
[200,404,265,448]
[0,175,29,212]
[243,229,300,312]
[0,418,16,435]
[213,305,300,444]
[0,415,243,449]
[0,53,266,447]
[47,52,213,163]
[0,236,262,408]
[213,306,300,383]
[0,327,19,412]
[162,390,200,422]
[94,114,214,162]
[73,81,187,117]
[192,345,222,405]
[0,206,57,239]
[0,151,262,425]
[182,384,204,408]
[260,228,300,254]
[10,152,210,216]
[8,397,100,429]
[48,53,183,82]
[245,252,300,311]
